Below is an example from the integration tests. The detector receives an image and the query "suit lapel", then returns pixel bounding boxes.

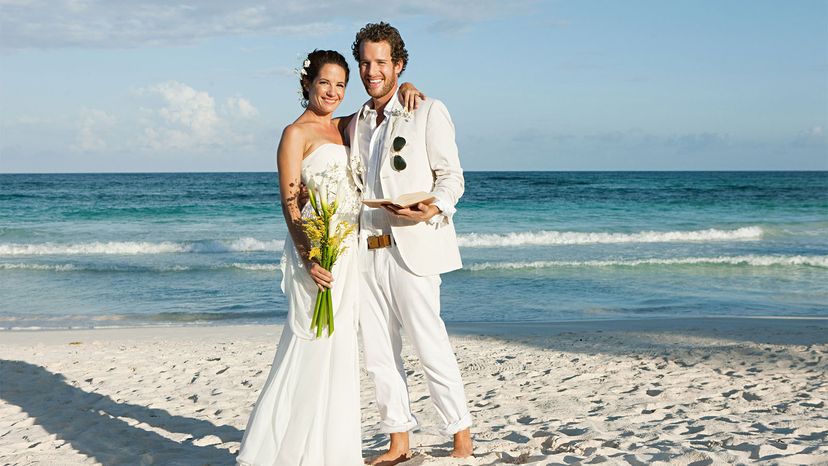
[348,104,367,191]
[379,96,405,174]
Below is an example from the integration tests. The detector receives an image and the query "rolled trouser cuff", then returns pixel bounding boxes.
[379,416,419,434]
[440,413,473,436]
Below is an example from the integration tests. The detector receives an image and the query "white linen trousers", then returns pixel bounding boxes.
[358,240,472,435]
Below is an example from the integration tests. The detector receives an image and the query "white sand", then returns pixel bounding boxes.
[1,317,826,465]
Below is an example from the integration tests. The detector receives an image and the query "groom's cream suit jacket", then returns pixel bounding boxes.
[347,95,464,277]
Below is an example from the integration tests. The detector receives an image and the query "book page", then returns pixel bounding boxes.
[362,191,435,209]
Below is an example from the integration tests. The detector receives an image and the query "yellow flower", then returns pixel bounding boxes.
[301,180,356,338]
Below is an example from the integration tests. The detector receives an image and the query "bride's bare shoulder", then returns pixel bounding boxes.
[281,120,313,140]
[278,123,310,154]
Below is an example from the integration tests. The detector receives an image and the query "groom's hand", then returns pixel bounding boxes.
[384,202,440,223]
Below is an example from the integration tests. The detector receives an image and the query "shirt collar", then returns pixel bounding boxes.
[361,89,400,120]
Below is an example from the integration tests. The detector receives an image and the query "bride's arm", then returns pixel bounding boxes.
[277,126,333,290]
[399,82,425,111]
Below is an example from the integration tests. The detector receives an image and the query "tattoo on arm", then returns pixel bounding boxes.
[280,177,313,265]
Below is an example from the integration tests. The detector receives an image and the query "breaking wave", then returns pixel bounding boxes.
[0,238,284,256]
[468,255,828,271]
[457,227,763,247]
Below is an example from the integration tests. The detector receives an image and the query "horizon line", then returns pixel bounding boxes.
[2,169,826,175]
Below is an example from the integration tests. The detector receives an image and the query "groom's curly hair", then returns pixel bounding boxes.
[351,22,408,76]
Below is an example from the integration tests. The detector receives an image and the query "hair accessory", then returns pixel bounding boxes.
[294,57,312,77]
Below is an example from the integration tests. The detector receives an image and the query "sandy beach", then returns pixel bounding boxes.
[1,317,826,465]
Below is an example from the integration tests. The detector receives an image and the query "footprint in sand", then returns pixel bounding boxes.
[619,384,639,394]
[503,432,531,443]
[742,391,761,402]
[517,415,535,425]
[559,426,588,436]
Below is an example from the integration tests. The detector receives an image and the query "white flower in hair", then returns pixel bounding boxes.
[294,57,312,77]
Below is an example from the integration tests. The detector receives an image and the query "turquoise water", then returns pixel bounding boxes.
[1,171,826,329]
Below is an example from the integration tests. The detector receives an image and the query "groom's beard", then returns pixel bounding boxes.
[363,76,397,100]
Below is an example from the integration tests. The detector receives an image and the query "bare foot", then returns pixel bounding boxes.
[450,428,473,458]
[368,451,411,466]
[368,432,411,466]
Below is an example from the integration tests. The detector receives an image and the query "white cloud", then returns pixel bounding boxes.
[793,125,828,147]
[669,132,730,153]
[0,0,535,50]
[136,81,259,152]
[150,81,218,137]
[73,108,115,152]
[224,96,259,119]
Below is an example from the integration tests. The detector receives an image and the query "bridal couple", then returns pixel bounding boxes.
[236,23,472,466]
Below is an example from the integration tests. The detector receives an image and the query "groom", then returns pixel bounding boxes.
[347,22,473,464]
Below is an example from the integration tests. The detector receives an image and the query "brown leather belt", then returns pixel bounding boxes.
[366,234,393,250]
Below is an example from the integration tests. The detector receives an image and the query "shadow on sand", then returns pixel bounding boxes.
[447,317,828,351]
[0,359,241,465]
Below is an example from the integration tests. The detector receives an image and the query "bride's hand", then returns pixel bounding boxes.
[398,82,425,112]
[307,261,333,291]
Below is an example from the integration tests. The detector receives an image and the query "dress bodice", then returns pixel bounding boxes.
[300,143,361,225]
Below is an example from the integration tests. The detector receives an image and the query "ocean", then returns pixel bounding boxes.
[1,171,826,330]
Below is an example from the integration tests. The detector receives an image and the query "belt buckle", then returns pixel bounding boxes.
[367,234,392,250]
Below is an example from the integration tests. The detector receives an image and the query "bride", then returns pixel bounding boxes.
[236,50,420,466]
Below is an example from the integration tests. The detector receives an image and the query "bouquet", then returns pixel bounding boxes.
[303,181,355,338]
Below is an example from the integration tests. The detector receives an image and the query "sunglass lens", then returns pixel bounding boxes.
[392,155,407,171]
[393,136,406,152]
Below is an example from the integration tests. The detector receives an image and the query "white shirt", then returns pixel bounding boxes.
[357,93,394,237]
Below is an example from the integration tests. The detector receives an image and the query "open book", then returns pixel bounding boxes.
[362,191,436,209]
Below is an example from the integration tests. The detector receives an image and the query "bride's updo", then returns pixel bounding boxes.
[299,50,350,108]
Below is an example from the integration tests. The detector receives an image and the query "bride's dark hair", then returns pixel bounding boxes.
[300,50,350,108]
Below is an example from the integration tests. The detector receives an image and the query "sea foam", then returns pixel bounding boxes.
[0,262,281,272]
[468,255,828,271]
[0,238,284,255]
[457,227,763,247]
[0,228,764,255]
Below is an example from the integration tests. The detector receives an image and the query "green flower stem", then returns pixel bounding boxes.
[311,288,323,329]
[315,293,324,338]
[326,289,334,336]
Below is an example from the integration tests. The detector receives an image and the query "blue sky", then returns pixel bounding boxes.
[1,0,826,172]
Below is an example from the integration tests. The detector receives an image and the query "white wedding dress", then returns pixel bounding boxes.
[237,144,363,466]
